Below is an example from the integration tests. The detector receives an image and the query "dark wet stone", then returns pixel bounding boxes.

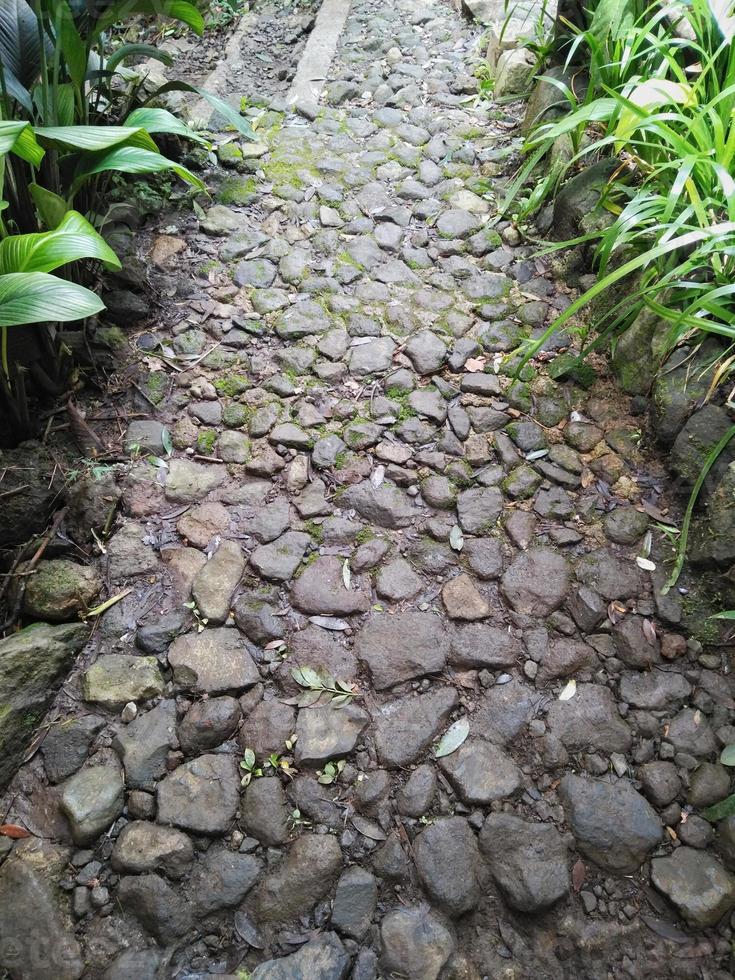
[374,687,458,768]
[42,715,105,784]
[113,700,177,789]
[250,833,342,922]
[618,670,691,709]
[603,506,649,544]
[356,611,448,689]
[688,763,731,808]
[288,774,342,830]
[234,595,285,645]
[463,536,503,579]
[413,817,482,916]
[331,867,378,939]
[439,738,521,804]
[238,699,295,761]
[536,639,598,684]
[250,530,312,581]
[558,774,661,872]
[638,761,681,807]
[240,777,290,846]
[666,707,717,757]
[457,487,502,534]
[397,764,437,817]
[479,813,570,912]
[102,949,161,980]
[178,695,240,754]
[117,873,192,943]
[611,615,661,669]
[405,330,447,374]
[189,845,261,915]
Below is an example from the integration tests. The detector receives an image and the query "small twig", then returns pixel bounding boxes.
[81,587,132,620]
[0,484,29,500]
[192,454,225,463]
[132,381,159,408]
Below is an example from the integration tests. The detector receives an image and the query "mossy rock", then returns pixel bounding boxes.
[217,176,258,206]
[222,403,249,429]
[23,559,102,621]
[196,429,218,454]
[214,374,251,397]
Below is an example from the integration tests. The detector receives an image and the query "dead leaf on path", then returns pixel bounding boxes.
[571,858,585,892]
[352,815,387,841]
[642,619,657,645]
[0,824,31,839]
[464,357,486,373]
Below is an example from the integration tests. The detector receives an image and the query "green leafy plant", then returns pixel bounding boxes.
[183,600,208,632]
[316,759,345,786]
[286,666,361,708]
[239,747,262,787]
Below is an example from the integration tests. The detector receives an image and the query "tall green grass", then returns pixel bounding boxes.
[506,0,735,397]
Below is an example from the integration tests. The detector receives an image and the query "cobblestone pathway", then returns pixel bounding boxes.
[2,0,735,978]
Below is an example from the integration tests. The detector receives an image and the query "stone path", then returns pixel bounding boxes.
[2,0,735,978]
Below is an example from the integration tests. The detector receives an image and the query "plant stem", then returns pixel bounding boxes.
[663,423,735,593]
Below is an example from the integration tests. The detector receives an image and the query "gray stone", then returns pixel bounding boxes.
[61,765,125,845]
[106,523,158,578]
[234,258,277,288]
[558,774,661,872]
[448,623,520,669]
[348,337,396,376]
[191,540,244,624]
[546,683,632,753]
[439,738,521,804]
[618,670,691,709]
[688,763,731,807]
[457,487,503,534]
[340,482,417,528]
[413,817,481,916]
[470,678,542,744]
[405,331,447,374]
[165,458,225,503]
[638,761,681,807]
[666,707,717,757]
[167,628,259,693]
[464,537,503,579]
[537,639,598,684]
[113,699,177,788]
[295,702,370,764]
[436,209,481,238]
[82,654,163,708]
[0,621,89,787]
[111,821,194,878]
[652,847,735,928]
[442,573,490,620]
[374,687,458,767]
[291,556,371,616]
[479,812,570,911]
[0,839,84,980]
[251,933,350,980]
[397,764,436,817]
[238,698,296,761]
[331,867,378,939]
[250,530,311,581]
[356,611,448,689]
[575,547,645,600]
[157,753,240,835]
[501,546,571,616]
[380,906,455,980]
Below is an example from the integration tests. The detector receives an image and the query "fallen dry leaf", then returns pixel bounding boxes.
[0,824,31,839]
[572,858,586,892]
[464,357,486,373]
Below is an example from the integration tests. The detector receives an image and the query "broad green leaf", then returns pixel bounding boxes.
[57,1,87,89]
[702,792,735,822]
[29,184,68,229]
[95,0,204,36]
[70,145,205,194]
[0,121,44,166]
[106,43,174,73]
[0,210,121,275]
[34,125,159,153]
[713,610,735,620]
[0,272,105,327]
[144,81,257,140]
[0,0,43,89]
[242,748,255,769]
[125,107,209,146]
[435,717,469,758]
[721,745,735,766]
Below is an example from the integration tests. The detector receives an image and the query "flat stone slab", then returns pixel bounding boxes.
[374,687,458,767]
[157,753,240,835]
[651,846,735,928]
[355,611,448,689]
[167,628,260,693]
[295,702,370,764]
[439,738,521,804]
